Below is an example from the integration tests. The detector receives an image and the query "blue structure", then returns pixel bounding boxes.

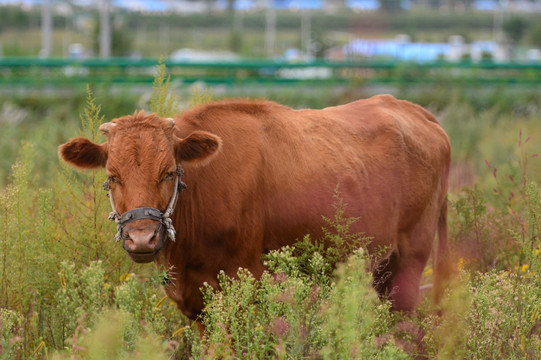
[344,38,449,62]
[472,0,499,11]
[346,0,380,10]
[215,0,256,11]
[272,0,324,10]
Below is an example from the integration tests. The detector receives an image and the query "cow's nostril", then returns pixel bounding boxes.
[127,230,155,248]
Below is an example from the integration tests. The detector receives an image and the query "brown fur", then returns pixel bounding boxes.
[59,95,451,319]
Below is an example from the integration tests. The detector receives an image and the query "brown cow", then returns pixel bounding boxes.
[59,95,451,320]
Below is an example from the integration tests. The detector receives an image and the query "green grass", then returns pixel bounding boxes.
[1,73,541,358]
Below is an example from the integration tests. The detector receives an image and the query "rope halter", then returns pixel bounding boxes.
[102,164,187,243]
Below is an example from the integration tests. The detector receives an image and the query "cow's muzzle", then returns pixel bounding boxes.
[122,219,164,263]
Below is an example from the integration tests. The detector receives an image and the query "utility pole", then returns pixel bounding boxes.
[493,0,504,44]
[493,0,509,61]
[160,20,170,56]
[41,0,52,57]
[99,0,111,58]
[265,0,276,57]
[301,9,311,58]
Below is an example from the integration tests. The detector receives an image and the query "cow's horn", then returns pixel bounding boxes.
[166,118,175,128]
[99,122,116,133]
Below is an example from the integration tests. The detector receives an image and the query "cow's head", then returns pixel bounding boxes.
[59,111,222,263]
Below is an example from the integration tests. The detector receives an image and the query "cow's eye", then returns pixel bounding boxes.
[162,172,175,182]
[108,175,121,184]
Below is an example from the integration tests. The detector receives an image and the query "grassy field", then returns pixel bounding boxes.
[1,69,541,358]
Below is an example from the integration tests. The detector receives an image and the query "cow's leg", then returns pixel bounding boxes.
[196,319,205,338]
[373,244,432,311]
[388,220,435,311]
[387,258,427,311]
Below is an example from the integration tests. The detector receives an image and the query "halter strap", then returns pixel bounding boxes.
[103,165,187,242]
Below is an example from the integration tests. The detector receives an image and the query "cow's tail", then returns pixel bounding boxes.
[432,198,453,306]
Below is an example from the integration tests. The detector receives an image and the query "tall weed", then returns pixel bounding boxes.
[53,86,130,279]
[192,247,407,359]
[427,181,541,359]
[319,250,409,360]
[48,261,184,359]
[150,57,180,117]
[0,81,189,358]
[191,199,407,359]
[425,269,541,360]
[52,310,170,360]
[449,128,541,272]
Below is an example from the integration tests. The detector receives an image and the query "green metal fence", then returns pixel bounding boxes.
[1,57,541,87]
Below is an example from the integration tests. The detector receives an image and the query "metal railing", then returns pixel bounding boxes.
[1,57,540,87]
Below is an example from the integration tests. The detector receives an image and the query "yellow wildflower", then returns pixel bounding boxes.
[119,273,133,282]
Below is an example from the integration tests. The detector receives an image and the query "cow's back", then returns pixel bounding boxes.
[319,95,451,234]
[175,95,449,251]
[249,95,450,252]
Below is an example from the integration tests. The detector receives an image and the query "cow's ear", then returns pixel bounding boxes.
[59,137,107,169]
[174,131,222,165]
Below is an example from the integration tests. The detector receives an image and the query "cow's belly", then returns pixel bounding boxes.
[262,173,399,254]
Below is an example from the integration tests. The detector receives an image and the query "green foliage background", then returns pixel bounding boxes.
[1,61,541,358]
